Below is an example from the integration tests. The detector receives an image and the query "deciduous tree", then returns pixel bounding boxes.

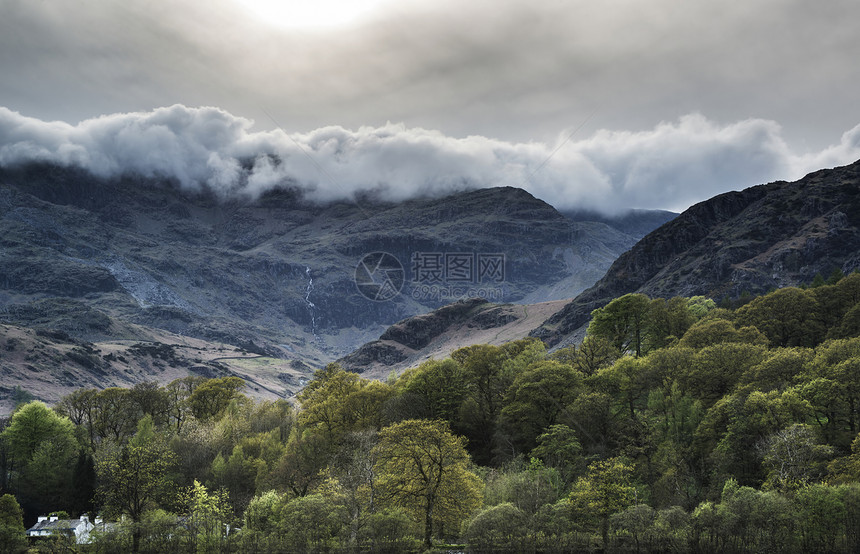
[373,419,482,548]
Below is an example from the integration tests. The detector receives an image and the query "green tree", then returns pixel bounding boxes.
[686,296,717,320]
[567,457,639,545]
[794,484,847,553]
[566,335,620,377]
[357,507,420,552]
[499,360,584,455]
[453,343,520,464]
[828,432,860,483]
[463,503,530,552]
[298,364,391,445]
[736,287,823,347]
[128,381,172,428]
[96,418,177,553]
[680,343,766,407]
[91,387,141,443]
[177,480,235,553]
[279,494,347,552]
[677,318,768,350]
[815,339,860,437]
[483,459,563,515]
[588,293,651,357]
[241,490,288,551]
[56,388,99,450]
[761,424,833,491]
[209,444,265,514]
[531,424,583,482]
[268,426,331,497]
[1,401,78,516]
[740,346,813,393]
[0,494,27,554]
[2,401,76,465]
[397,358,466,422]
[373,419,482,548]
[648,296,695,350]
[188,376,245,422]
[610,503,656,553]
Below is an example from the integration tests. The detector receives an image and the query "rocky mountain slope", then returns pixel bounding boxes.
[337,297,569,378]
[0,162,657,407]
[0,322,310,414]
[532,160,860,347]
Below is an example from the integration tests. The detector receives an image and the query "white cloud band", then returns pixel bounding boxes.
[1,105,858,213]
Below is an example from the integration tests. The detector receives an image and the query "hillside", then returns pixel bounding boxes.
[533,160,860,346]
[0,322,311,414]
[0,162,651,407]
[337,297,569,378]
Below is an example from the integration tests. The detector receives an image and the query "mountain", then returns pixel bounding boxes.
[562,208,678,238]
[532,160,860,347]
[0,162,646,408]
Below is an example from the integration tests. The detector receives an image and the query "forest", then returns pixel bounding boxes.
[2,271,860,553]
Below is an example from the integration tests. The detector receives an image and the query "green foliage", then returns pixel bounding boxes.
[736,287,824,347]
[2,401,76,465]
[188,376,245,422]
[96,417,177,552]
[374,419,482,547]
[560,335,620,376]
[588,293,651,356]
[463,502,530,552]
[499,360,583,455]
[567,457,640,544]
[0,494,27,554]
[691,480,795,553]
[531,424,583,482]
[397,358,466,422]
[1,401,78,517]
[6,281,860,551]
[279,493,347,552]
[794,483,847,553]
[298,363,392,445]
[483,460,563,514]
[357,507,421,553]
[677,318,769,349]
[612,504,691,553]
[176,480,235,553]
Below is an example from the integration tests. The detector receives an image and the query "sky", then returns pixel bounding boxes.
[1,0,860,213]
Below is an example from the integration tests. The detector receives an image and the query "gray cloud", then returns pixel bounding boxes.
[2,105,858,213]
[2,0,859,152]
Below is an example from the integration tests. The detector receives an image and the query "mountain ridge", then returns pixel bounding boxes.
[531,160,860,346]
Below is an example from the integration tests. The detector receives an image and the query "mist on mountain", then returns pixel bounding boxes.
[3,105,860,214]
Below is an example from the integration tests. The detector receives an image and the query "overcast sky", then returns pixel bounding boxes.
[2,0,860,213]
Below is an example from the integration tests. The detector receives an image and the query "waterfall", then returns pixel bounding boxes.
[305,266,318,340]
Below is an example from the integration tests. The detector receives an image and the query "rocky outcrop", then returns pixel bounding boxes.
[338,298,531,373]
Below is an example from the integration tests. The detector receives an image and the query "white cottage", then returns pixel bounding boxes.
[26,514,94,544]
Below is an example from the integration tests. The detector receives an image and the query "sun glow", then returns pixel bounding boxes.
[236,0,389,30]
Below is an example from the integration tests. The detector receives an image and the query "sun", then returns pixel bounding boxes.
[236,0,389,31]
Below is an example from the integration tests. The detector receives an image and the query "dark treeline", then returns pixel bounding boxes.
[2,272,860,553]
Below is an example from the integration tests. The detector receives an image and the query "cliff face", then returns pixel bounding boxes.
[532,160,860,347]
